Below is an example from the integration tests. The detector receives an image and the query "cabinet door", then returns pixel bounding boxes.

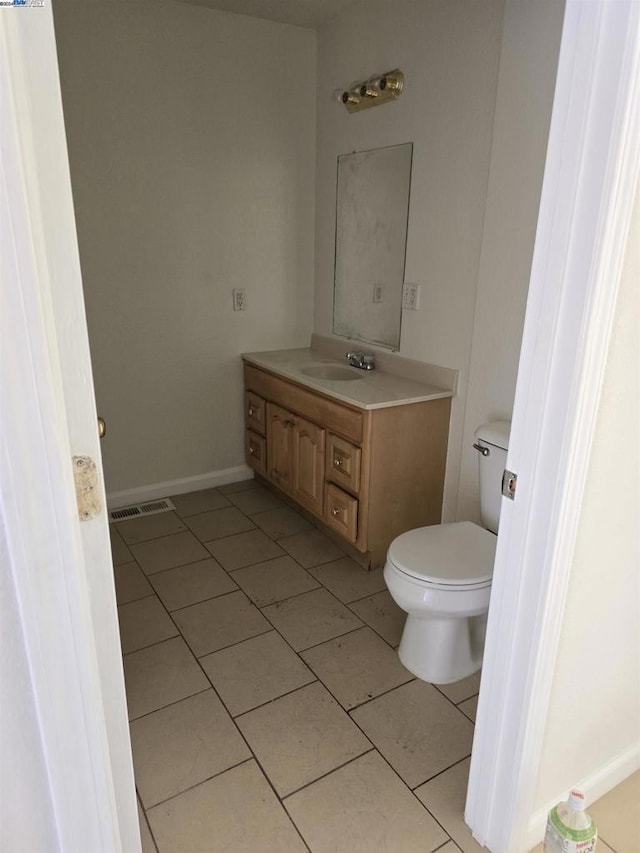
[267,402,293,493]
[292,415,325,517]
[245,430,266,476]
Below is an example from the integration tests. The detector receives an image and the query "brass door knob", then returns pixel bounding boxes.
[98,417,106,439]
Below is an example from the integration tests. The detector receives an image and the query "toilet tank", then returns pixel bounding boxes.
[475,421,511,533]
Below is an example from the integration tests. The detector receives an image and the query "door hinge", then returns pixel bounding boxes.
[72,455,102,520]
[502,469,518,500]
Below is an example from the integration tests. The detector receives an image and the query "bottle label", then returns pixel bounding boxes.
[544,807,598,853]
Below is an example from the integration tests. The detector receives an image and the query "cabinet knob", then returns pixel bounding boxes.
[333,457,343,468]
[249,445,255,455]
[331,506,341,518]
[248,406,255,416]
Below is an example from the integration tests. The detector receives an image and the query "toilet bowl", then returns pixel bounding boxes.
[384,522,496,683]
[384,421,510,684]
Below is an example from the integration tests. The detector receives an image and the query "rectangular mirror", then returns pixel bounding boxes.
[333,142,413,350]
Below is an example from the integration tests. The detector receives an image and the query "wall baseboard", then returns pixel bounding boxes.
[106,465,254,510]
[525,742,640,850]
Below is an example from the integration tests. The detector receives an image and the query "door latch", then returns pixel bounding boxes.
[502,469,517,500]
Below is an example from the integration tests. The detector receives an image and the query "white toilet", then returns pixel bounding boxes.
[384,421,510,684]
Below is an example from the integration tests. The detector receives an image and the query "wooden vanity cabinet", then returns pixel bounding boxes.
[243,363,450,569]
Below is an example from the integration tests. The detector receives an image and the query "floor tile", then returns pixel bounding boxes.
[279,529,344,568]
[227,486,285,515]
[137,799,157,853]
[309,557,387,603]
[237,682,371,797]
[110,529,132,566]
[458,695,478,723]
[435,670,482,705]
[123,637,209,720]
[130,690,250,808]
[131,531,209,576]
[184,506,255,541]
[147,761,305,853]
[117,596,178,654]
[170,487,231,517]
[205,529,285,571]
[252,507,312,540]
[301,627,414,710]
[285,750,448,853]
[415,758,483,853]
[200,631,315,717]
[349,590,406,647]
[149,558,237,611]
[218,478,259,495]
[262,588,363,651]
[351,680,474,788]
[116,511,186,545]
[231,555,319,607]
[589,770,640,853]
[172,590,270,657]
[114,561,154,605]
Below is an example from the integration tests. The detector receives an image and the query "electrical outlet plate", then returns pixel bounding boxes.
[402,283,420,310]
[232,288,246,311]
[373,284,384,303]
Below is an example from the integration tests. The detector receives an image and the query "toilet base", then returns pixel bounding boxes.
[398,613,484,684]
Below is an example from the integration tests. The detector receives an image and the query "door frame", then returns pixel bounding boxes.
[465,2,640,851]
[1,7,139,851]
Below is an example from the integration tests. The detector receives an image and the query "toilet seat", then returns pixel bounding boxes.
[387,521,496,589]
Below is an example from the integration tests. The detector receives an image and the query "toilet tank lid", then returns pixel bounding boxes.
[475,420,511,450]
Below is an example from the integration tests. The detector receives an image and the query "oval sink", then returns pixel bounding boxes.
[301,365,363,381]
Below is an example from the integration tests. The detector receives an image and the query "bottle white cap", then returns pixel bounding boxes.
[568,789,586,811]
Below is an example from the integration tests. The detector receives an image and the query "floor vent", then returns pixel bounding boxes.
[109,498,176,523]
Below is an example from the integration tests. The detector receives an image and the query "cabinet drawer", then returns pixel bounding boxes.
[324,483,358,544]
[326,433,361,494]
[245,391,266,436]
[245,430,266,476]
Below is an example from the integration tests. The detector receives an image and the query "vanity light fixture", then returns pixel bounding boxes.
[340,69,404,113]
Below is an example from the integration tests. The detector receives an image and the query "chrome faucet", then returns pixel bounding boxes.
[346,351,375,370]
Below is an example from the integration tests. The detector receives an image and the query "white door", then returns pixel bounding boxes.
[465,2,640,850]
[1,7,139,852]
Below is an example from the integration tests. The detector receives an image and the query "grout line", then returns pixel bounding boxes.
[116,525,189,548]
[194,628,274,659]
[281,748,377,801]
[288,624,365,655]
[410,753,473,791]
[228,678,318,720]
[117,591,157,607]
[143,757,255,811]
[342,675,417,713]
[136,790,159,853]
[168,586,243,615]
[128,687,212,723]
[121,630,180,657]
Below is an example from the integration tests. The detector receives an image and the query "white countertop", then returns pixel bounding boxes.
[242,347,455,410]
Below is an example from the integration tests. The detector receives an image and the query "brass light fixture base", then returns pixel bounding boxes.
[341,69,404,113]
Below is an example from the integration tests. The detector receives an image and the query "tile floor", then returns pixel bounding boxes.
[111,480,639,853]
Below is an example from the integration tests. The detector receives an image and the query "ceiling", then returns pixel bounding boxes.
[172,0,361,29]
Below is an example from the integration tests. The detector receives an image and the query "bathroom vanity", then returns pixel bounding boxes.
[242,337,456,569]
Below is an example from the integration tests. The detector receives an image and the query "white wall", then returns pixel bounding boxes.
[456,0,565,522]
[533,183,640,812]
[53,0,316,495]
[314,0,506,519]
